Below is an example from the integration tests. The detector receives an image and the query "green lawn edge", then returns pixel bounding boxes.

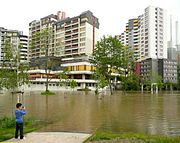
[83,131,180,143]
[41,91,56,95]
[0,117,45,142]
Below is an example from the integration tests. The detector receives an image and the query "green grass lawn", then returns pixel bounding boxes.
[41,91,56,95]
[0,117,43,142]
[83,131,180,143]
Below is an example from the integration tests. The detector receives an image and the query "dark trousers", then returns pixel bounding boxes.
[15,123,24,139]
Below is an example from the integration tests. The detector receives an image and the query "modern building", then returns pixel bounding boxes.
[158,59,177,83]
[28,13,59,59]
[27,11,100,90]
[0,27,28,63]
[118,6,167,61]
[140,58,177,84]
[55,10,99,58]
[140,58,158,83]
[28,10,99,59]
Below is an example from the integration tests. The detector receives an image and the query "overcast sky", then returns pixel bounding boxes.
[0,0,179,43]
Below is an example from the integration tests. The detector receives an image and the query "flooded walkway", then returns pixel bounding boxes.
[3,132,91,143]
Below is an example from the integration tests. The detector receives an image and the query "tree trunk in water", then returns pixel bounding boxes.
[109,79,112,95]
[45,68,49,92]
[46,72,49,92]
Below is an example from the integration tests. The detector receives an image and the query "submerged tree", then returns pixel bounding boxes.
[141,71,164,91]
[90,36,136,94]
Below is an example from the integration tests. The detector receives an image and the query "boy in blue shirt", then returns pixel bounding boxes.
[15,103,26,140]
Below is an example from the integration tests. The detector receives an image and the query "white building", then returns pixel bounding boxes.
[28,11,100,90]
[118,6,167,61]
[0,27,28,63]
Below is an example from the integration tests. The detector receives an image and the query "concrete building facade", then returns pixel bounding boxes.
[28,11,100,90]
[140,58,177,84]
[0,27,28,64]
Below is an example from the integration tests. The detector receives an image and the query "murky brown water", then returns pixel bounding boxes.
[0,91,180,137]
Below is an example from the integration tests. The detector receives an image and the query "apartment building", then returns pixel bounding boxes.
[28,10,99,59]
[0,27,28,63]
[55,10,99,58]
[118,6,167,61]
[27,11,100,90]
[140,58,177,84]
[158,59,177,83]
[28,13,59,59]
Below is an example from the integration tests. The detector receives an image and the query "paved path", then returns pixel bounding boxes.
[3,132,91,143]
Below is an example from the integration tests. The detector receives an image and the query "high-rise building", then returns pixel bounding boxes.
[27,11,100,90]
[0,27,28,63]
[28,13,59,59]
[28,10,99,60]
[118,6,167,61]
[55,10,99,58]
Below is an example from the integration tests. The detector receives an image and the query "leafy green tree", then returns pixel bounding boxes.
[90,36,136,94]
[90,36,123,94]
[0,34,29,91]
[122,73,140,91]
[56,68,77,90]
[141,73,151,91]
[156,75,164,90]
[70,80,78,90]
[91,69,108,94]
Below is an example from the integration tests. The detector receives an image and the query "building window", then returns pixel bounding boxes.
[80,43,85,46]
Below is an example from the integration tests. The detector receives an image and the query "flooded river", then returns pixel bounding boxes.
[0,91,180,137]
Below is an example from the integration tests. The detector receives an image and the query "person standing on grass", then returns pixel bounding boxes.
[15,103,26,140]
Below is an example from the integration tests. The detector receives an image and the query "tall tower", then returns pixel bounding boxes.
[167,16,176,60]
[176,21,180,64]
[118,6,167,61]
[176,21,180,50]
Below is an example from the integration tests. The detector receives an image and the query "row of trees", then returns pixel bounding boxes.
[90,36,180,94]
[0,34,29,91]
[1,31,179,93]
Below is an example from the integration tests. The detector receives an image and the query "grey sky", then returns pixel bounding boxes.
[0,0,179,43]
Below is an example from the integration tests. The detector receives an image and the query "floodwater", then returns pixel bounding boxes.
[0,91,180,137]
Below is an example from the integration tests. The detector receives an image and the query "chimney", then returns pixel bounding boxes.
[170,15,173,48]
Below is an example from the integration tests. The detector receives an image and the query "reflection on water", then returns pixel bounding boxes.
[0,91,180,137]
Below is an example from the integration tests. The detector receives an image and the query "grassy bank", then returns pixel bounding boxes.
[83,131,180,143]
[0,117,44,142]
[41,91,56,95]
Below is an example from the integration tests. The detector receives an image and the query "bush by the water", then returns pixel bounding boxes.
[0,117,16,129]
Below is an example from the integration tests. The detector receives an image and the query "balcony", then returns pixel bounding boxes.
[65,41,72,45]
[65,46,72,49]
[65,36,72,40]
[65,26,71,31]
[65,51,72,55]
[72,44,78,48]
[72,29,78,34]
[72,40,78,43]
[72,19,78,23]
[72,49,78,53]
[72,34,78,39]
